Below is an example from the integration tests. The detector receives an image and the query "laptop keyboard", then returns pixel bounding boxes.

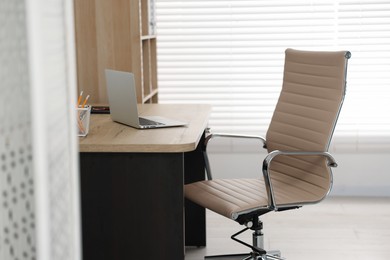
[139,117,165,126]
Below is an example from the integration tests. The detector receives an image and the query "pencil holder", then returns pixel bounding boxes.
[77,105,91,136]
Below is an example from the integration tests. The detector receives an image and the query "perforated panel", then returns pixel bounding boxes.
[0,1,37,260]
[1,1,80,260]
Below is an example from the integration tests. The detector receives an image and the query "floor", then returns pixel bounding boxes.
[185,196,390,260]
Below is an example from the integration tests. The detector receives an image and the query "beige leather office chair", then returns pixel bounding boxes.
[185,48,351,260]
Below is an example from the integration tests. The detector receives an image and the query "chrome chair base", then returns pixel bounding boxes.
[204,250,284,260]
[204,218,285,260]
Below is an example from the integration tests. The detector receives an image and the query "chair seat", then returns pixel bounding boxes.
[185,177,328,220]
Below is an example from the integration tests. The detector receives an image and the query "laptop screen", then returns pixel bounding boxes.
[105,69,140,127]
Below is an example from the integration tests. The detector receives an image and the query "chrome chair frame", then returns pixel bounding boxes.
[188,50,351,260]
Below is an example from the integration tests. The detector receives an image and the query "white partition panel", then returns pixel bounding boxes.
[0,0,81,260]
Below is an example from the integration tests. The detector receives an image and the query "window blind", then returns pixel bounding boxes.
[155,0,390,151]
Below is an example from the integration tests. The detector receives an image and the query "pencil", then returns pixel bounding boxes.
[82,95,90,108]
[77,114,85,133]
[77,91,83,107]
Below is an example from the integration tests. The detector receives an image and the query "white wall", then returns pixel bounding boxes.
[207,141,390,197]
[330,153,390,196]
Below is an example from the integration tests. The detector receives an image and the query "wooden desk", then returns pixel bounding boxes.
[79,104,210,260]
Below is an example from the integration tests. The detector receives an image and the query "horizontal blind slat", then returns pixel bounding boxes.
[156,0,390,146]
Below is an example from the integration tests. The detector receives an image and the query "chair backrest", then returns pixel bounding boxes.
[265,48,350,205]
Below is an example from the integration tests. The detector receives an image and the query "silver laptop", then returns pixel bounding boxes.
[105,69,187,129]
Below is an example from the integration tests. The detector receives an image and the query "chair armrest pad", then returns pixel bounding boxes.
[204,132,267,149]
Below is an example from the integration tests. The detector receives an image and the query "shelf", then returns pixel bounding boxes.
[74,0,158,105]
[141,36,158,103]
[141,35,157,40]
[140,0,158,104]
[142,89,158,103]
[141,0,156,36]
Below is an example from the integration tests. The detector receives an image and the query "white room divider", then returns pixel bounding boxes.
[0,0,81,260]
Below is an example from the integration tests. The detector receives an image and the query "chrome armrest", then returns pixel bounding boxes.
[203,132,267,180]
[205,132,267,148]
[262,150,338,211]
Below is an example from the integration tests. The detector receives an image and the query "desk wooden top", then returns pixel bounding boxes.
[79,104,211,153]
